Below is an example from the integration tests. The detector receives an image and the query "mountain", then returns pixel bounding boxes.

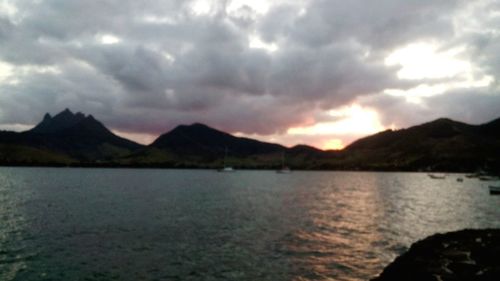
[1,110,499,172]
[340,118,500,171]
[30,109,87,134]
[124,123,287,167]
[0,109,143,164]
[125,125,343,169]
[478,117,500,137]
[152,123,285,156]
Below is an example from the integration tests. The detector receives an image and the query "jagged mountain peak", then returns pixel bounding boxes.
[43,113,52,121]
[21,109,144,160]
[30,109,88,134]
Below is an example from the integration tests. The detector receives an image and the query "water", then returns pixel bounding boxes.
[0,168,499,281]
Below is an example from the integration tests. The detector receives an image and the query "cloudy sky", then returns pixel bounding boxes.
[0,0,499,149]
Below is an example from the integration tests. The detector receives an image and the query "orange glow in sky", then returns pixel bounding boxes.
[91,105,389,150]
[288,105,385,136]
[236,104,387,150]
[323,139,344,150]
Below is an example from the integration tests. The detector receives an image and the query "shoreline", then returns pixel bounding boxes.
[372,229,500,281]
[0,163,486,173]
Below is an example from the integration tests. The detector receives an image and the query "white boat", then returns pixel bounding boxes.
[489,186,500,195]
[428,174,446,179]
[276,152,291,174]
[218,147,235,172]
[219,167,235,172]
[277,166,291,174]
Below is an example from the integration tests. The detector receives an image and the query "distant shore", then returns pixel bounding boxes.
[0,162,490,173]
[1,110,500,173]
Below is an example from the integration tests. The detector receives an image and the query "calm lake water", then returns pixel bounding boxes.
[0,168,499,281]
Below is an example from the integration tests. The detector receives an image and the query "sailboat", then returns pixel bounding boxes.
[276,152,291,174]
[218,147,235,172]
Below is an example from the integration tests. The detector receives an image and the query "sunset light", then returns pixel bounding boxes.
[288,105,385,137]
[323,139,344,150]
[1,1,500,280]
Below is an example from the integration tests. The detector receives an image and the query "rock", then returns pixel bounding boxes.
[371,229,500,281]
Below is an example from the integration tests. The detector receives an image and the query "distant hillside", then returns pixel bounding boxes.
[341,118,500,171]
[0,110,499,172]
[122,123,288,168]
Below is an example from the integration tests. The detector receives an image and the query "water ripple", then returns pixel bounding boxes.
[0,168,499,281]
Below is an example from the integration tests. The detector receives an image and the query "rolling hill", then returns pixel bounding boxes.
[341,118,500,171]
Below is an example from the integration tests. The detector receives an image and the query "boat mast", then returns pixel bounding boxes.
[224,146,228,168]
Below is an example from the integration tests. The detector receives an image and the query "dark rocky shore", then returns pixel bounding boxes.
[372,229,500,281]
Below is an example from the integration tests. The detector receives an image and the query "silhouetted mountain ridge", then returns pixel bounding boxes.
[0,111,499,172]
[0,109,143,162]
[30,109,87,133]
[479,117,500,137]
[343,117,500,171]
[151,122,286,156]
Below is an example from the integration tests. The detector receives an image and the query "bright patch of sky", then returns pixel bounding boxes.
[235,105,386,149]
[162,52,176,63]
[383,41,494,104]
[0,0,17,17]
[323,139,344,150]
[385,43,471,80]
[385,74,494,104]
[226,0,271,14]
[0,123,33,132]
[0,61,13,83]
[1,62,62,86]
[288,105,386,137]
[249,35,278,52]
[99,34,121,45]
[190,0,215,15]
[142,15,177,24]
[112,130,157,145]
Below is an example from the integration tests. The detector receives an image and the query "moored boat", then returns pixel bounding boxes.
[479,176,497,181]
[428,174,446,179]
[276,166,291,174]
[276,152,291,174]
[489,186,500,195]
[218,167,235,172]
[218,147,235,172]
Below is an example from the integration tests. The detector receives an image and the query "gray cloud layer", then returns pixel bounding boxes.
[0,0,499,145]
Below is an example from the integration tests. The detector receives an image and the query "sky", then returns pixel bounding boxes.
[0,0,499,149]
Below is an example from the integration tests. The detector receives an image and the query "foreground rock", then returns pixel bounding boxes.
[372,229,500,281]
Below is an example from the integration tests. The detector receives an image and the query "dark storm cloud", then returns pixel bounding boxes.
[257,0,464,53]
[0,0,498,144]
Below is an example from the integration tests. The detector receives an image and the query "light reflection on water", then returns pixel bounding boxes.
[0,168,499,281]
